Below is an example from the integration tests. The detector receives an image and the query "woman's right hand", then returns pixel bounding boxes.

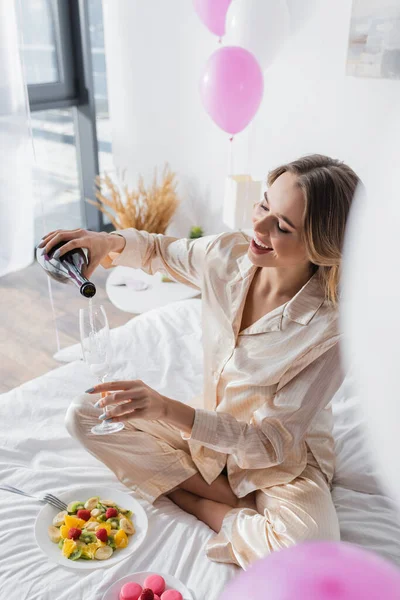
[38,228,126,279]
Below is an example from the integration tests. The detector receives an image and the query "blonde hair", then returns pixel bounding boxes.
[267,154,361,306]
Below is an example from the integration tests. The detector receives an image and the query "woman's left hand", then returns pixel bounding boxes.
[86,380,167,422]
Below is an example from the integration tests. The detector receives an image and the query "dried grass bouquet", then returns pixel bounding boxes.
[86,163,179,233]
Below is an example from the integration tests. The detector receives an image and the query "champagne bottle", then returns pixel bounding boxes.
[36,241,96,298]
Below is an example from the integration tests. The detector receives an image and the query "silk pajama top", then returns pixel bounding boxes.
[101,229,344,500]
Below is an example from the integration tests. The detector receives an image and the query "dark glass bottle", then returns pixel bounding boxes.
[36,241,96,298]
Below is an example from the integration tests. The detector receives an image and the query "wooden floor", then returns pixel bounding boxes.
[0,262,134,394]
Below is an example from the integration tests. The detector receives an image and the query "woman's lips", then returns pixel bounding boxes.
[250,239,273,254]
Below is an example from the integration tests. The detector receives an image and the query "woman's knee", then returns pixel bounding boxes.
[256,486,340,549]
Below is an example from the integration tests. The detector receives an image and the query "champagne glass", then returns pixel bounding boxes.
[79,303,124,435]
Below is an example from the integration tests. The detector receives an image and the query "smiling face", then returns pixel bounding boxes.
[249,171,312,271]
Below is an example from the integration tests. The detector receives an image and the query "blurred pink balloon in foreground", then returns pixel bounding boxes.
[199,46,264,136]
[193,0,232,37]
[219,542,400,600]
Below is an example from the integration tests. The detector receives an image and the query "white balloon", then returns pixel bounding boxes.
[285,0,318,35]
[341,119,400,507]
[225,0,290,71]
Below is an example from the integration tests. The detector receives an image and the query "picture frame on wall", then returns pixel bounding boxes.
[347,0,400,79]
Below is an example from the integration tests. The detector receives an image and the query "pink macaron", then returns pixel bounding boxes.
[120,582,143,600]
[160,591,183,600]
[143,575,166,596]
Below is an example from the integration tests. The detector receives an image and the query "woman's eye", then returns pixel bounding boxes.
[277,224,290,234]
[261,204,290,234]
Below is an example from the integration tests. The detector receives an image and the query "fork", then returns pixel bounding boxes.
[0,484,68,511]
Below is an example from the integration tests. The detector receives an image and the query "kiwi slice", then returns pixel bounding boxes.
[69,546,83,561]
[67,501,85,514]
[79,531,97,544]
[107,538,116,550]
[106,518,119,529]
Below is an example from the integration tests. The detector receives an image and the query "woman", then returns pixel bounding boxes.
[40,154,360,569]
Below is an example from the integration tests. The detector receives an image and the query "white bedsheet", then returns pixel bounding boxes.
[1,299,400,600]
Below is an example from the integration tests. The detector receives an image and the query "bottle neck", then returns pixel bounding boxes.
[62,252,96,297]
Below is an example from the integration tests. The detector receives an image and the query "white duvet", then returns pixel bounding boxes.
[1,299,399,600]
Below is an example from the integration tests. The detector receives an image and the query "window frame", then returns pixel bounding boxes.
[24,0,76,110]
[22,0,105,232]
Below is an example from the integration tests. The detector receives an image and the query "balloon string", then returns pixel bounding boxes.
[238,125,255,232]
[228,135,234,176]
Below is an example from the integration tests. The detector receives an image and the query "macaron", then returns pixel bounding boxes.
[144,575,166,596]
[161,591,183,600]
[120,582,143,600]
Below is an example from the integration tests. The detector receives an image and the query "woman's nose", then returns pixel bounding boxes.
[253,213,272,231]
[252,203,273,231]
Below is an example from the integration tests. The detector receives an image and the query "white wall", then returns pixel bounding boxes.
[102,0,399,237]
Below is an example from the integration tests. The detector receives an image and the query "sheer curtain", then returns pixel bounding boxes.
[0,0,34,277]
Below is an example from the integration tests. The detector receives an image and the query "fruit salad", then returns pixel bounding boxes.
[47,497,135,561]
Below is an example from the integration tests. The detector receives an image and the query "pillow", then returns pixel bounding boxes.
[332,372,387,495]
[331,372,400,566]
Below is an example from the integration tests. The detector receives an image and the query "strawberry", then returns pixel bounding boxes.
[76,509,91,521]
[95,528,108,543]
[67,527,82,540]
[140,590,154,600]
[105,507,118,519]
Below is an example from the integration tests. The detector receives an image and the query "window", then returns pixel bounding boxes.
[88,0,113,176]
[19,0,113,235]
[20,0,76,109]
[20,0,59,85]
[32,109,82,239]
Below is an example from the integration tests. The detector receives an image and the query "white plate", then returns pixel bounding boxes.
[102,571,195,600]
[35,486,148,570]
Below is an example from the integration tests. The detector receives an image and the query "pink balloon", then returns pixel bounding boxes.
[219,542,400,600]
[193,0,232,37]
[199,46,264,136]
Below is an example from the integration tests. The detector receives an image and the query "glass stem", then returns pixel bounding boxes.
[99,376,108,430]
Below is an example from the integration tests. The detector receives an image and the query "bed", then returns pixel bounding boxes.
[1,298,399,600]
